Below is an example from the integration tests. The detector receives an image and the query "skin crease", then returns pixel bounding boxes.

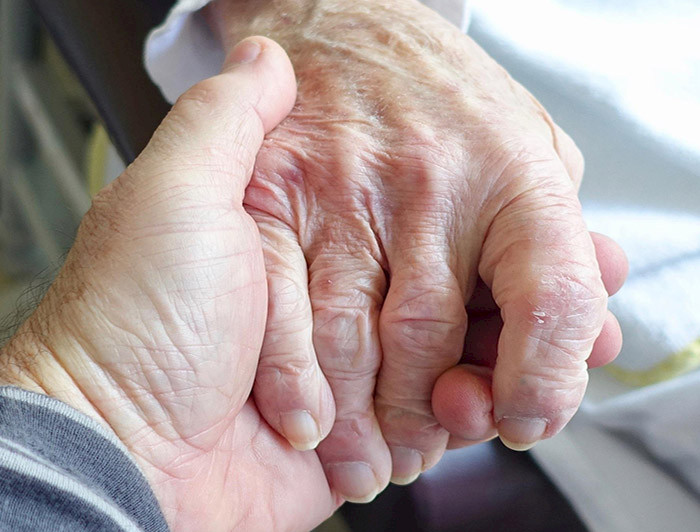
[207,0,626,501]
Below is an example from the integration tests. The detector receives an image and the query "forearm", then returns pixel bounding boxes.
[0,236,217,532]
[0,311,170,532]
[0,241,183,521]
[0,284,106,425]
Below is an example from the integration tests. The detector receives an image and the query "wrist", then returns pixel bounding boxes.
[206,0,422,51]
[0,286,173,488]
[0,317,107,425]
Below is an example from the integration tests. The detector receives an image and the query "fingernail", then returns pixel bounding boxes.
[498,417,547,451]
[280,410,321,451]
[326,462,378,503]
[389,446,423,485]
[231,39,262,64]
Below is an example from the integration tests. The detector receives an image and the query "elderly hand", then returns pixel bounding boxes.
[207,0,626,502]
[0,38,340,532]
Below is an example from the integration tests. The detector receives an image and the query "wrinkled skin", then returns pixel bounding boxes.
[0,39,340,532]
[208,0,625,500]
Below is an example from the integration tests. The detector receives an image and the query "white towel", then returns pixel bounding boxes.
[587,209,700,379]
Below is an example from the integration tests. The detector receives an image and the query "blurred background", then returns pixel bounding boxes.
[0,2,590,531]
[0,0,125,326]
[2,1,699,531]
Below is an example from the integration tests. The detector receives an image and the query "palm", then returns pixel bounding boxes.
[43,170,335,530]
[0,36,337,532]
[9,37,341,532]
[214,402,337,530]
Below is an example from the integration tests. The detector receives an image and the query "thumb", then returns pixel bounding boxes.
[479,158,608,451]
[51,38,296,449]
[127,36,297,202]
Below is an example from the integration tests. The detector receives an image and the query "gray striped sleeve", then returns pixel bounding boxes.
[0,387,170,532]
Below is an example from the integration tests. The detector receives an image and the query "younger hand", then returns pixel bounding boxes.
[0,37,339,532]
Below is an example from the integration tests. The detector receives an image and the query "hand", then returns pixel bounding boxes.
[0,38,339,532]
[207,0,627,501]
[436,231,628,449]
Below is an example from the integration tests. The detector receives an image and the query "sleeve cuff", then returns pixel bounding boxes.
[144,0,223,104]
[0,387,169,531]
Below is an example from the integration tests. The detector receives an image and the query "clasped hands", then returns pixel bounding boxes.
[0,2,627,531]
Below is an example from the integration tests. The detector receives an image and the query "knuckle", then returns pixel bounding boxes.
[481,190,585,272]
[381,282,466,356]
[376,401,445,445]
[391,130,459,192]
[512,184,583,217]
[376,393,432,418]
[267,275,309,321]
[397,123,439,149]
[523,333,593,370]
[506,153,570,191]
[478,140,580,223]
[383,313,462,354]
[313,306,381,371]
[486,139,570,197]
[330,412,377,438]
[245,154,305,228]
[499,270,608,351]
[313,305,364,339]
[322,364,378,386]
[309,256,386,303]
[257,353,317,382]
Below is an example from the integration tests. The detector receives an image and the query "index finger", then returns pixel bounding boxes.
[479,160,608,450]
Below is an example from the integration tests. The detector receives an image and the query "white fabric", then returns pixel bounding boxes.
[144,1,700,530]
[531,370,700,531]
[532,413,700,532]
[467,1,700,530]
[144,0,224,104]
[587,209,700,372]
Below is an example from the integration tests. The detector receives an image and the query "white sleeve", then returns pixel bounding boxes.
[144,0,471,103]
[144,0,224,103]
